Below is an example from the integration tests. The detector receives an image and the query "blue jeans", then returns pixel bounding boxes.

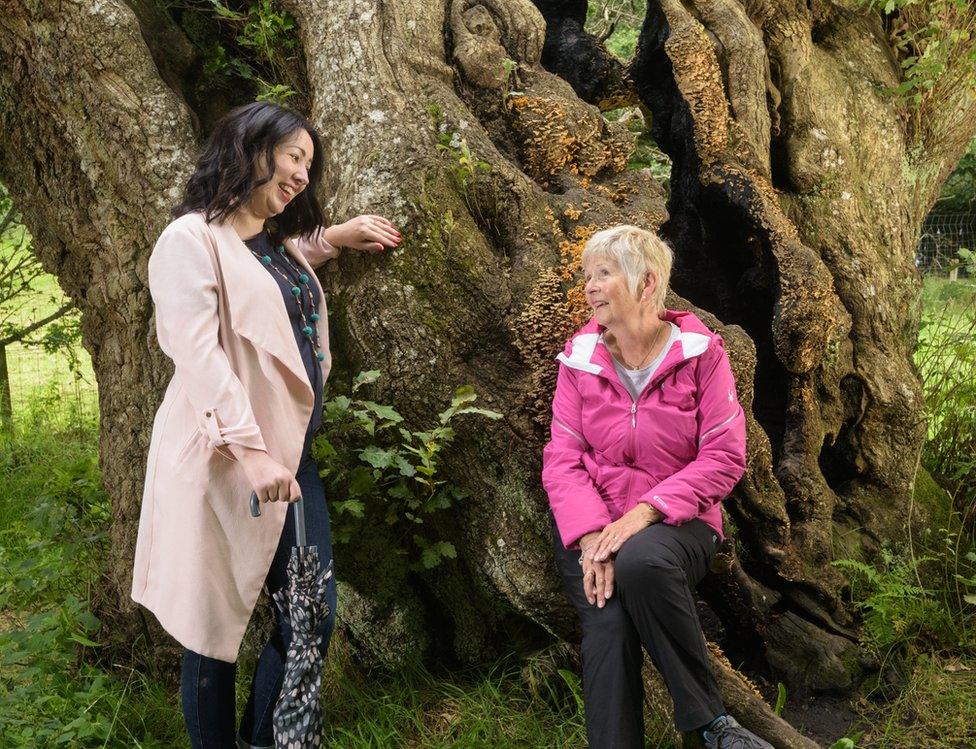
[181,427,337,748]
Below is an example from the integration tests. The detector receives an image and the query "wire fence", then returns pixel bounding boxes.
[917,212,976,278]
[3,342,98,429]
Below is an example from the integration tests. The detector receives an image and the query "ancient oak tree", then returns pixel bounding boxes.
[2,0,974,744]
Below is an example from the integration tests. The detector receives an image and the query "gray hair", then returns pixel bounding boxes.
[581,225,673,310]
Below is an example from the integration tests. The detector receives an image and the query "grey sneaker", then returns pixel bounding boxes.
[702,715,774,749]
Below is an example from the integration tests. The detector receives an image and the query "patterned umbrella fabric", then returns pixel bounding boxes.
[250,493,333,749]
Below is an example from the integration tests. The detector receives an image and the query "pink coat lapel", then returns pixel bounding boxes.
[206,219,329,392]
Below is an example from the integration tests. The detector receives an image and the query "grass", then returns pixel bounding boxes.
[824,275,976,748]
[585,2,641,62]
[855,654,976,748]
[916,276,976,497]
[0,400,185,746]
[916,276,976,382]
[0,397,593,747]
[316,646,590,747]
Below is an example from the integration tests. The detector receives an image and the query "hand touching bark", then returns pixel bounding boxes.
[591,504,662,562]
[323,214,400,252]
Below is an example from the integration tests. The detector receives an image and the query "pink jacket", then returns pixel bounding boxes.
[542,310,746,548]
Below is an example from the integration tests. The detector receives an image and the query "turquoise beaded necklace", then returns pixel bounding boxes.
[248,232,326,363]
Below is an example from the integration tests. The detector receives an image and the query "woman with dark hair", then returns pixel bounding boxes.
[131,101,400,748]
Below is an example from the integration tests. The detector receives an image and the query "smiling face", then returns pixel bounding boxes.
[583,255,655,329]
[246,128,315,219]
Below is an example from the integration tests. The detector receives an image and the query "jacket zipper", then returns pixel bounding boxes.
[621,398,637,511]
[625,369,671,500]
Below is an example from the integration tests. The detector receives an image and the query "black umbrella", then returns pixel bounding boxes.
[250,492,333,748]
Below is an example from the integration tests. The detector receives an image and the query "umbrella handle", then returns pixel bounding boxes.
[248,491,306,547]
[293,494,306,547]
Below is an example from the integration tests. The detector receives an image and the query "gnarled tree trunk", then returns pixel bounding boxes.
[2,0,973,745]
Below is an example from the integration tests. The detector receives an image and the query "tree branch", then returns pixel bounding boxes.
[0,202,16,236]
[708,644,821,749]
[0,303,73,347]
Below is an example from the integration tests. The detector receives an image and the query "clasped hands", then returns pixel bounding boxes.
[578,503,662,608]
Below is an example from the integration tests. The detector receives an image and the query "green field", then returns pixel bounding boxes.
[1,266,97,424]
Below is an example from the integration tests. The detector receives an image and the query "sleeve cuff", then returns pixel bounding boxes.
[291,227,341,268]
[201,408,266,460]
[554,510,611,549]
[642,493,688,526]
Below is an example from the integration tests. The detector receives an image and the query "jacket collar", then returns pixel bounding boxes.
[557,310,713,387]
[204,215,327,396]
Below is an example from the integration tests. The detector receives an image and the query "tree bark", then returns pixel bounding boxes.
[2,0,973,744]
[0,0,198,670]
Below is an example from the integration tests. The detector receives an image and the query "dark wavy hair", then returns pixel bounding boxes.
[173,102,325,240]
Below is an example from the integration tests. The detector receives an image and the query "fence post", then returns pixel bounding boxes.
[0,344,12,433]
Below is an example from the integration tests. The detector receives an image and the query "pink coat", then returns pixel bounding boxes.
[131,211,338,663]
[542,310,746,549]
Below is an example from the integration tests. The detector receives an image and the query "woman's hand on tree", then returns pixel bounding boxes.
[591,504,662,562]
[232,446,301,504]
[323,214,400,252]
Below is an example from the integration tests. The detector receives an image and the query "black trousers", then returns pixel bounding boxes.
[553,517,725,747]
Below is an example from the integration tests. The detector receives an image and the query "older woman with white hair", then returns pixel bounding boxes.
[542,225,770,748]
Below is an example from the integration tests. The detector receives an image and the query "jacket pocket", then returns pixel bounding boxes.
[174,428,205,467]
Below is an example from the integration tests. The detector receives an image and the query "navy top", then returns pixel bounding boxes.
[244,230,323,433]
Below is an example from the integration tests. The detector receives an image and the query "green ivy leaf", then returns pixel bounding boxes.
[426,491,452,511]
[311,436,339,465]
[452,384,477,404]
[453,406,502,420]
[435,541,456,559]
[352,410,376,437]
[348,466,376,497]
[328,395,352,411]
[388,482,413,500]
[420,547,441,569]
[396,456,417,477]
[352,370,381,391]
[336,499,365,518]
[360,401,403,423]
[360,445,397,469]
